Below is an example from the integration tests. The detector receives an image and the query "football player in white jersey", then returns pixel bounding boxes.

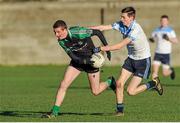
[91,6,163,116]
[149,15,178,80]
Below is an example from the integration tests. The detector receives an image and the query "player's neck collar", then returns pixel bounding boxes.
[128,20,135,28]
[125,20,135,33]
[68,29,72,39]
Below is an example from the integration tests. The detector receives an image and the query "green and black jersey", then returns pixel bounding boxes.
[58,26,109,64]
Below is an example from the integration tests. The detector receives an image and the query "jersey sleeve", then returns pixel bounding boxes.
[111,21,123,31]
[169,30,176,38]
[152,30,157,38]
[112,22,120,31]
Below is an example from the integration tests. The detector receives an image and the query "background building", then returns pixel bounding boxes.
[0,0,179,65]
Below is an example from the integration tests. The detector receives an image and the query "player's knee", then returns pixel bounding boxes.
[162,71,170,76]
[127,89,136,96]
[91,90,99,96]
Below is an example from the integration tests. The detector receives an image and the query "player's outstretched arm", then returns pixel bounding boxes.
[162,34,179,43]
[90,25,112,31]
[101,38,131,52]
[168,37,179,43]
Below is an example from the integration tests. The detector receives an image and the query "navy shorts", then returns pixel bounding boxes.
[154,53,170,65]
[122,57,151,79]
[69,60,99,73]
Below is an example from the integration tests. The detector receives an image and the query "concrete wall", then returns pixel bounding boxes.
[0,0,180,65]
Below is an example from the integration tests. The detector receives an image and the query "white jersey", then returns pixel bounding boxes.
[112,20,151,60]
[152,26,176,54]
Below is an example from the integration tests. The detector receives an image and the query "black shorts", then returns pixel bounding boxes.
[122,57,151,79]
[69,60,99,73]
[154,53,170,65]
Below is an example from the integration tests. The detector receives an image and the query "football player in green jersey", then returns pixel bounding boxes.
[42,20,115,118]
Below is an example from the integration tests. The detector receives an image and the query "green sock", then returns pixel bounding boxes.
[52,105,60,115]
[105,78,112,86]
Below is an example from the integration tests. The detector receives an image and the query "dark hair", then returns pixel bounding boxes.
[161,15,169,19]
[53,20,67,29]
[121,6,136,18]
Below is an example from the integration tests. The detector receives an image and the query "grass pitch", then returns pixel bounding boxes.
[0,65,180,122]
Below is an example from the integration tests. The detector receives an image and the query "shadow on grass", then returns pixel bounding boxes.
[162,84,180,87]
[0,111,113,118]
[0,111,44,118]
